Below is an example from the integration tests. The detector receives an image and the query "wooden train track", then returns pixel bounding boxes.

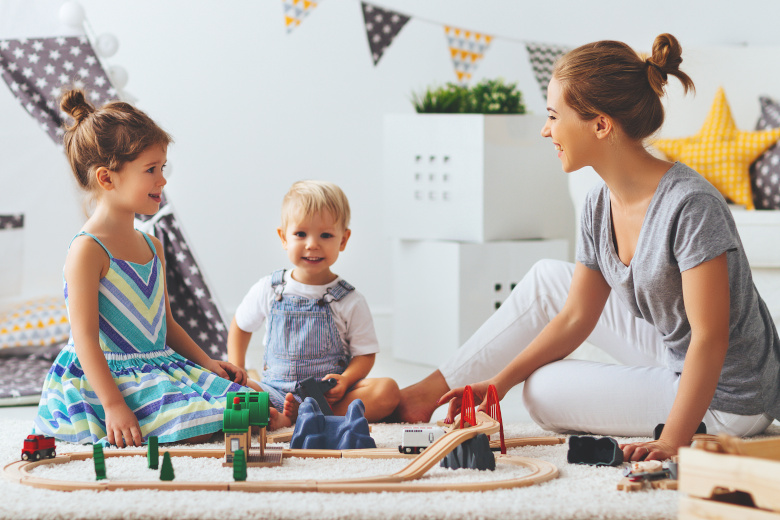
[5,412,559,493]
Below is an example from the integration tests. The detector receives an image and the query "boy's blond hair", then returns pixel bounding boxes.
[281,180,351,231]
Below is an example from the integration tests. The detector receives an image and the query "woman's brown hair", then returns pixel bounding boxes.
[60,89,172,192]
[553,33,695,141]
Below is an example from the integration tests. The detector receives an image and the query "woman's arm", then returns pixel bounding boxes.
[66,238,143,447]
[439,262,612,420]
[151,236,248,386]
[623,252,730,461]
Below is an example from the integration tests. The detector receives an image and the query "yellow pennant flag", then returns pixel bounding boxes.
[444,26,492,85]
[281,0,322,33]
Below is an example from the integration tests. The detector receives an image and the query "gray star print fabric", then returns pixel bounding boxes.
[0,35,116,143]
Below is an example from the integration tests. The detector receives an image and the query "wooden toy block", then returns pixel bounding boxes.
[617,476,678,492]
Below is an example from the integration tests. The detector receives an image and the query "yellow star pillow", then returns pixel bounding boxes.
[653,87,780,210]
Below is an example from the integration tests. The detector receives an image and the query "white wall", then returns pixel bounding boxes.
[4,0,780,332]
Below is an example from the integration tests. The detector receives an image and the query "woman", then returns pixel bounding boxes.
[394,33,779,462]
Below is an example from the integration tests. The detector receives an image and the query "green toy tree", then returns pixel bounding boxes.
[93,444,106,481]
[160,451,175,481]
[147,436,159,469]
[233,448,247,482]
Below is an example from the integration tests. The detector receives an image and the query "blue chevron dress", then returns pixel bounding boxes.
[34,232,249,444]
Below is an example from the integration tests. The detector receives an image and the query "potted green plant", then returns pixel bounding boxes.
[384,78,571,243]
[410,78,526,115]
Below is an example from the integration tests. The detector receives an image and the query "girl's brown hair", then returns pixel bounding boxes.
[553,33,695,141]
[60,89,172,192]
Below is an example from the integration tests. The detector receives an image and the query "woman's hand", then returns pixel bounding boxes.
[203,359,248,386]
[322,374,348,404]
[620,439,677,462]
[104,401,143,447]
[436,380,497,424]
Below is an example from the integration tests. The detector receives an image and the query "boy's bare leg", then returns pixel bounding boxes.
[268,393,299,430]
[244,379,298,431]
[331,377,400,422]
[388,370,450,423]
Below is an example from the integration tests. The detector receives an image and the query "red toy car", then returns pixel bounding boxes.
[21,434,56,461]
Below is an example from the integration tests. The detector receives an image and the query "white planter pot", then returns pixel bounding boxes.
[383,114,575,244]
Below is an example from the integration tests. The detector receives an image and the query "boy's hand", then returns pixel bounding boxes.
[322,374,348,404]
[203,359,248,386]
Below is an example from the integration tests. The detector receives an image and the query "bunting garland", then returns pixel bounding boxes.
[282,0,322,33]
[276,0,571,88]
[0,36,116,144]
[525,41,570,100]
[361,2,410,65]
[444,26,492,85]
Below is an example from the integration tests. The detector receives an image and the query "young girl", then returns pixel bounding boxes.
[395,34,780,462]
[34,90,264,447]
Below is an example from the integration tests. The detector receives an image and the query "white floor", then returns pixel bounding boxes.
[0,349,534,425]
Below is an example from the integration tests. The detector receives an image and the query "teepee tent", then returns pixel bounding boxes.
[0,0,229,404]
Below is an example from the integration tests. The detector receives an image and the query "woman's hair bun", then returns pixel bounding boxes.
[646,33,694,96]
[60,89,95,124]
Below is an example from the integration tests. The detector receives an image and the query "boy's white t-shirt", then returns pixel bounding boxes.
[234,269,380,358]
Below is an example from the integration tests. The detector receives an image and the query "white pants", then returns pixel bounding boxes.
[440,259,773,438]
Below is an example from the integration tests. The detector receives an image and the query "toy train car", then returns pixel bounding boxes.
[21,434,56,461]
[398,426,445,454]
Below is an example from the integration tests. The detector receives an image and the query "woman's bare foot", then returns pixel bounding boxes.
[388,370,450,423]
[268,393,299,430]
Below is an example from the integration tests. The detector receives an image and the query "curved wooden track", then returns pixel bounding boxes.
[4,412,559,493]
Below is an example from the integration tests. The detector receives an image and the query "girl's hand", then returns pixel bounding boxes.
[436,380,495,424]
[620,440,677,462]
[104,401,143,447]
[322,374,348,404]
[203,359,248,386]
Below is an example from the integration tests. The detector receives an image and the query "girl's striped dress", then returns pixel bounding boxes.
[34,231,250,444]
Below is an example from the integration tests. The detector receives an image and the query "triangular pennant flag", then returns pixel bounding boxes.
[0,36,117,144]
[360,2,410,65]
[525,41,569,100]
[281,0,322,33]
[444,26,492,85]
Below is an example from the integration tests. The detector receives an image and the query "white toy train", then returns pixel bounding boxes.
[398,426,446,454]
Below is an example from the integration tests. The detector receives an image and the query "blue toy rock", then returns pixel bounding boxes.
[440,433,495,471]
[290,397,376,450]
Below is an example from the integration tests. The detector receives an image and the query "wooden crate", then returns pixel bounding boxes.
[678,437,780,519]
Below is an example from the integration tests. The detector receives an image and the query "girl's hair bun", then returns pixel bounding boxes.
[60,89,95,125]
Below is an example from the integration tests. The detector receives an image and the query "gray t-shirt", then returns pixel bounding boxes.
[577,162,780,418]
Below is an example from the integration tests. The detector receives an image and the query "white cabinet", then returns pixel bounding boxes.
[392,239,568,367]
[383,114,574,246]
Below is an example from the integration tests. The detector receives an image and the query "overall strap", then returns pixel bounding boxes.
[270,269,286,287]
[69,231,112,259]
[318,279,355,306]
[270,269,286,301]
